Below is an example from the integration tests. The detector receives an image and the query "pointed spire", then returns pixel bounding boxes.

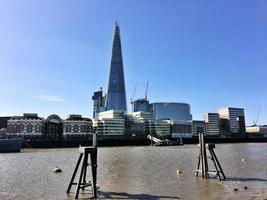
[105,22,127,111]
[115,20,119,27]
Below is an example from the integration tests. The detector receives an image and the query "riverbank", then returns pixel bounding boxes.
[22,137,267,148]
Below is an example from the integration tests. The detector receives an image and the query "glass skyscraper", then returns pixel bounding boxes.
[149,102,192,122]
[105,22,127,111]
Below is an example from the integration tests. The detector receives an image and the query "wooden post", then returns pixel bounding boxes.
[66,153,83,193]
[90,148,97,198]
[194,129,225,181]
[67,147,98,199]
[93,133,97,147]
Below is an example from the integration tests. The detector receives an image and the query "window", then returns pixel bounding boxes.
[73,125,79,133]
[64,125,71,133]
[27,124,33,133]
[36,125,41,133]
[19,124,24,132]
[81,125,85,133]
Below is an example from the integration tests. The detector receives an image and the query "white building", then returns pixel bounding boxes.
[246,125,267,137]
[155,120,171,138]
[126,112,156,136]
[93,110,125,139]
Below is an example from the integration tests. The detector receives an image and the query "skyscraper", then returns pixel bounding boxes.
[105,22,127,111]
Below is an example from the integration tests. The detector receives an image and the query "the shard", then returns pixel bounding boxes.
[105,22,127,111]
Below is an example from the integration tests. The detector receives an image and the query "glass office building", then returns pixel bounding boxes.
[105,22,127,111]
[134,99,149,112]
[149,102,192,122]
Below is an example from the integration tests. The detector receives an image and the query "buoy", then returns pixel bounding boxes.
[244,186,248,190]
[52,167,62,173]
[234,188,238,192]
[176,169,182,175]
[242,158,246,162]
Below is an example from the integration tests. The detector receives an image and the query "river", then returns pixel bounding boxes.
[0,143,266,200]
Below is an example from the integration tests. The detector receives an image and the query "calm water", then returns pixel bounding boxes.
[0,143,266,200]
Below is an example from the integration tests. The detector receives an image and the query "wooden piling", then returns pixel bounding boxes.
[194,130,226,181]
[67,147,98,199]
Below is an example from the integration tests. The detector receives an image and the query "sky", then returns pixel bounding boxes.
[0,0,266,125]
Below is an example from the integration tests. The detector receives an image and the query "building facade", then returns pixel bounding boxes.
[92,89,105,118]
[219,107,246,136]
[170,121,193,138]
[155,120,171,138]
[133,99,149,112]
[93,110,125,139]
[204,113,220,136]
[192,120,206,136]
[63,115,93,139]
[105,22,127,111]
[126,112,156,137]
[246,125,267,138]
[149,102,192,122]
[7,113,44,139]
[6,113,93,140]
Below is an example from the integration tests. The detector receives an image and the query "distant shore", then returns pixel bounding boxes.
[22,137,267,148]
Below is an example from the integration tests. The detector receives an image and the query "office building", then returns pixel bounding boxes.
[170,120,193,138]
[133,98,149,112]
[155,120,171,138]
[92,89,105,118]
[204,113,220,136]
[149,102,192,122]
[93,110,125,139]
[105,22,127,111]
[192,120,206,136]
[219,107,246,135]
[126,112,156,137]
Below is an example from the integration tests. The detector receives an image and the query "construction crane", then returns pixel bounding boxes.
[253,106,262,126]
[130,82,137,112]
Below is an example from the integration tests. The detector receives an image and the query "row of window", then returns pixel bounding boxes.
[64,125,92,133]
[7,124,42,133]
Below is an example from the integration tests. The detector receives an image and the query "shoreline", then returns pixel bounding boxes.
[22,137,267,148]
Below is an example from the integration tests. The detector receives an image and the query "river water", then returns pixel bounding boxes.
[0,143,266,200]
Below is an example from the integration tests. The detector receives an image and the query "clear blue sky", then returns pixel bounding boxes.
[0,0,266,125]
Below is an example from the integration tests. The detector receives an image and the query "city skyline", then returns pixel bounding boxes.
[0,0,266,125]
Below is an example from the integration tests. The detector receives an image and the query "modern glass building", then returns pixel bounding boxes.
[149,102,192,122]
[203,113,220,136]
[133,98,149,112]
[92,89,105,118]
[105,22,127,111]
[219,107,246,135]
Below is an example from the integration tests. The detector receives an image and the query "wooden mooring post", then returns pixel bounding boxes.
[194,129,226,181]
[67,133,98,199]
